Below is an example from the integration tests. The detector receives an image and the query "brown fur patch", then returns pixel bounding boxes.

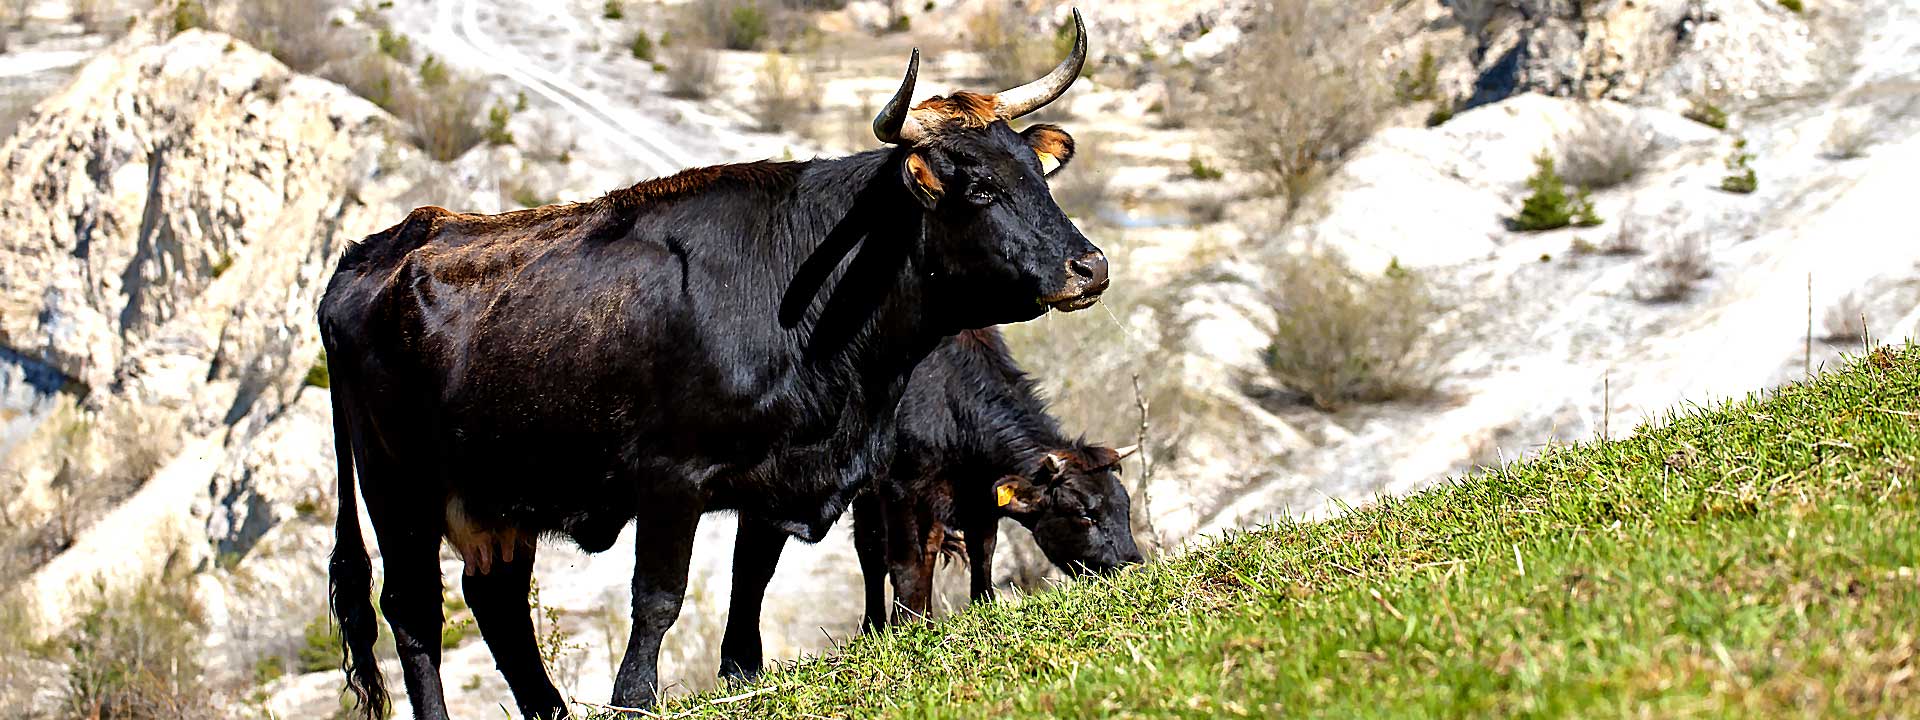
[606,161,800,212]
[906,152,944,200]
[911,91,1003,132]
[1023,124,1074,160]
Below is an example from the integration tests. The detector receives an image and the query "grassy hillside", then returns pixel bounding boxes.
[642,344,1919,719]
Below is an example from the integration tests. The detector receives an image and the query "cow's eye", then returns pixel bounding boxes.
[966,182,997,206]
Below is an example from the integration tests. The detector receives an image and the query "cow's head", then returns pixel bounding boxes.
[873,9,1106,327]
[993,442,1144,574]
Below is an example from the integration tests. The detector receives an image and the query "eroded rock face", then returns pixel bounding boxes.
[1465,0,1832,109]
[0,28,410,654]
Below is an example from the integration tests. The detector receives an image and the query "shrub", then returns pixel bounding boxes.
[1393,49,1438,104]
[1634,234,1711,302]
[1822,293,1867,342]
[966,3,1061,89]
[510,183,550,208]
[664,41,719,99]
[1719,137,1757,193]
[1824,112,1873,159]
[419,54,450,88]
[515,90,528,112]
[296,615,344,674]
[1188,154,1224,181]
[1512,153,1601,231]
[1264,250,1460,409]
[485,103,515,146]
[58,578,211,720]
[604,0,625,20]
[1778,0,1804,12]
[231,0,352,73]
[169,0,209,36]
[690,0,769,50]
[752,52,818,133]
[1684,97,1728,130]
[1218,0,1389,211]
[377,27,414,63]
[1425,100,1455,127]
[403,79,488,160]
[1560,112,1651,190]
[629,30,655,61]
[304,351,330,389]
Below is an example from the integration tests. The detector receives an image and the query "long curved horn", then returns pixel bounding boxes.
[1112,444,1140,461]
[873,47,925,145]
[995,8,1088,120]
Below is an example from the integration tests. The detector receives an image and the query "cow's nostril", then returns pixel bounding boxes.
[1068,252,1109,287]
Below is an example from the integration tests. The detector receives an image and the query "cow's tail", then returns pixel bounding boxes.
[326,378,388,718]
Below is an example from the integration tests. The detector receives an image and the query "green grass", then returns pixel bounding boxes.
[633,345,1920,718]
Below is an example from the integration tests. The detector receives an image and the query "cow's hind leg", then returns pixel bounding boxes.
[464,537,567,719]
[376,524,452,720]
[718,516,787,682]
[611,499,702,709]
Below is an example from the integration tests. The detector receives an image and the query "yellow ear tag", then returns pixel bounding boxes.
[996,485,1016,507]
[1036,151,1061,175]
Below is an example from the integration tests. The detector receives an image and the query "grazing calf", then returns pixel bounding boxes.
[718,327,1142,679]
[321,13,1099,719]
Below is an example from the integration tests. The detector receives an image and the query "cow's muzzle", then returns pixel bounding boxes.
[1039,251,1109,312]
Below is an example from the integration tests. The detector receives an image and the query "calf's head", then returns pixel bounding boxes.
[873,9,1106,327]
[993,443,1145,574]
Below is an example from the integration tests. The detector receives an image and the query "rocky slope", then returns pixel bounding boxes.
[0,23,419,709]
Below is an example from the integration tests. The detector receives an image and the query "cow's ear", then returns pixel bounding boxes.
[993,475,1041,515]
[901,150,945,209]
[1021,124,1076,177]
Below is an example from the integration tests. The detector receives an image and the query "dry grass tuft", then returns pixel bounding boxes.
[1217,0,1389,211]
[1560,111,1653,190]
[1262,247,1464,410]
[751,52,820,133]
[1822,292,1868,342]
[1633,234,1712,302]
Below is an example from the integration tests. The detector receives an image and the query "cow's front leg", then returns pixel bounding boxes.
[964,519,999,604]
[610,501,702,709]
[717,516,787,681]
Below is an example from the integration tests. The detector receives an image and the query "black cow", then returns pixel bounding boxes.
[717,327,1143,679]
[319,13,1099,719]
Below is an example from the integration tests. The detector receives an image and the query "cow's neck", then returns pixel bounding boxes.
[769,149,943,385]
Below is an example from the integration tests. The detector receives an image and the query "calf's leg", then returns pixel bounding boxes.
[964,520,999,603]
[717,517,786,681]
[463,538,567,719]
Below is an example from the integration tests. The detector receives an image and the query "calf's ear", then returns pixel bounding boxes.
[993,475,1041,515]
[1021,124,1076,177]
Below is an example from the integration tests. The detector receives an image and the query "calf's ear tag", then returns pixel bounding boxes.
[996,485,1016,508]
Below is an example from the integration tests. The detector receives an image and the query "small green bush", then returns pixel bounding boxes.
[725,5,768,50]
[604,0,624,19]
[1394,50,1438,104]
[296,615,343,674]
[1512,153,1601,231]
[170,0,208,36]
[59,580,210,718]
[1425,101,1455,127]
[486,103,515,146]
[377,28,414,63]
[418,54,450,88]
[1778,0,1804,12]
[1684,97,1728,130]
[1720,137,1757,193]
[303,351,330,389]
[1188,155,1225,181]
[515,91,528,112]
[630,31,655,61]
